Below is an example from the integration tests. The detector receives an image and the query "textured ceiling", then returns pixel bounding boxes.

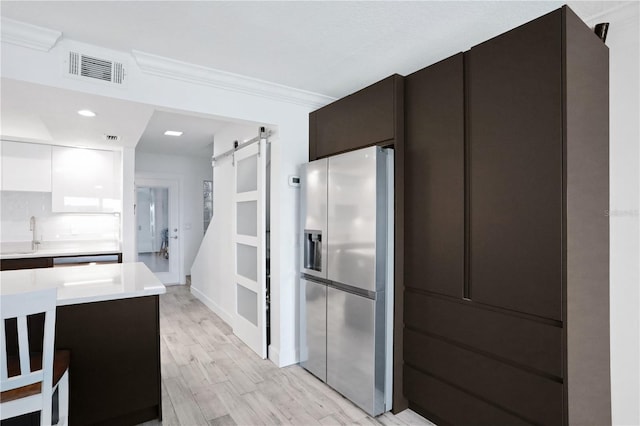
[0,1,626,98]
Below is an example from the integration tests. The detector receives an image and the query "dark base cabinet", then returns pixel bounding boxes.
[2,296,161,426]
[57,296,162,426]
[1,253,122,271]
[0,257,53,270]
[404,6,609,426]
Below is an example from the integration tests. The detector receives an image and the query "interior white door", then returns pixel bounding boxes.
[233,139,267,359]
[135,177,181,285]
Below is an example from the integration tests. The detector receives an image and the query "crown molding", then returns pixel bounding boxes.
[132,50,335,110]
[1,18,62,51]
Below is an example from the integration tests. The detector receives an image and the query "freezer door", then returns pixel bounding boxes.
[300,159,328,279]
[300,278,327,381]
[327,287,386,416]
[327,146,388,292]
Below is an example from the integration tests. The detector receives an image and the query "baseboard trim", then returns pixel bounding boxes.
[190,286,233,326]
[268,345,280,366]
[277,347,300,368]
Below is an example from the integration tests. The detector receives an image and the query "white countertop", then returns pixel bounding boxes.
[1,241,121,260]
[0,262,166,306]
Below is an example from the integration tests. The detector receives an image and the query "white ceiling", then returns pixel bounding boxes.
[136,110,230,158]
[0,78,259,155]
[0,78,155,149]
[0,1,627,155]
[0,1,626,99]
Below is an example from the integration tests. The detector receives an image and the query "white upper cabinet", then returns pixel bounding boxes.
[1,140,52,192]
[51,146,122,212]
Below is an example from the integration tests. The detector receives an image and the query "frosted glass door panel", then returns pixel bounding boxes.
[233,140,267,359]
[237,284,258,326]
[237,243,258,281]
[237,201,258,236]
[236,155,258,193]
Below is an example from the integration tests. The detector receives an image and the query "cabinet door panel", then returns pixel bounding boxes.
[1,141,52,192]
[468,10,563,320]
[405,365,530,426]
[314,76,397,159]
[52,146,122,212]
[404,54,464,298]
[405,330,562,426]
[405,292,563,378]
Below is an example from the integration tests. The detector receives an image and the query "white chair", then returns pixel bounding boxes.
[1,288,70,426]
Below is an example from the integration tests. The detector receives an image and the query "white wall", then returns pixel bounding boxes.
[591,3,640,425]
[135,151,212,283]
[268,120,308,366]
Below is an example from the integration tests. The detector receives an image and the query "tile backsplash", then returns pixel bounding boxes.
[0,191,120,243]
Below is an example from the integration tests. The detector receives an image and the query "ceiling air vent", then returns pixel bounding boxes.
[103,134,121,142]
[67,51,126,85]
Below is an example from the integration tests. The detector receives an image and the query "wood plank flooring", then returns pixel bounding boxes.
[139,285,434,426]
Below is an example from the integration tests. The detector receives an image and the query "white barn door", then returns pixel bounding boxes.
[233,139,267,358]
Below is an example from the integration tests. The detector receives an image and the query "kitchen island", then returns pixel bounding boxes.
[1,262,166,426]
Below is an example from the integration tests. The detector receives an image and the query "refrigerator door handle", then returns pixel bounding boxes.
[327,281,377,300]
[301,274,377,300]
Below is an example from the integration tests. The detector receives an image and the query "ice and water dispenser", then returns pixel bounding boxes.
[304,230,322,272]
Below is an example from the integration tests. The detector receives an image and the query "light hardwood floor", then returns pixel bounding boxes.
[140,285,434,426]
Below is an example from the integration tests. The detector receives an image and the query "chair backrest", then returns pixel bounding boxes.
[1,288,57,419]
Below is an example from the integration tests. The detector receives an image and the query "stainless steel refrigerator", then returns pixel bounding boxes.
[299,146,394,416]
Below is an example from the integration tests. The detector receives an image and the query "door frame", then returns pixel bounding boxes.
[135,172,184,285]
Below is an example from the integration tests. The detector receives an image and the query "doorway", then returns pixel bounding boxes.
[136,177,181,284]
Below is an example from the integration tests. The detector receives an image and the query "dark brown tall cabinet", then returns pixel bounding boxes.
[309,74,404,160]
[404,7,609,426]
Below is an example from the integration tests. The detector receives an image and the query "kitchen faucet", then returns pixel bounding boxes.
[30,216,40,251]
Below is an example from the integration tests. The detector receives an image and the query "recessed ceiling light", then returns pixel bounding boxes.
[77,109,96,117]
[164,130,183,136]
